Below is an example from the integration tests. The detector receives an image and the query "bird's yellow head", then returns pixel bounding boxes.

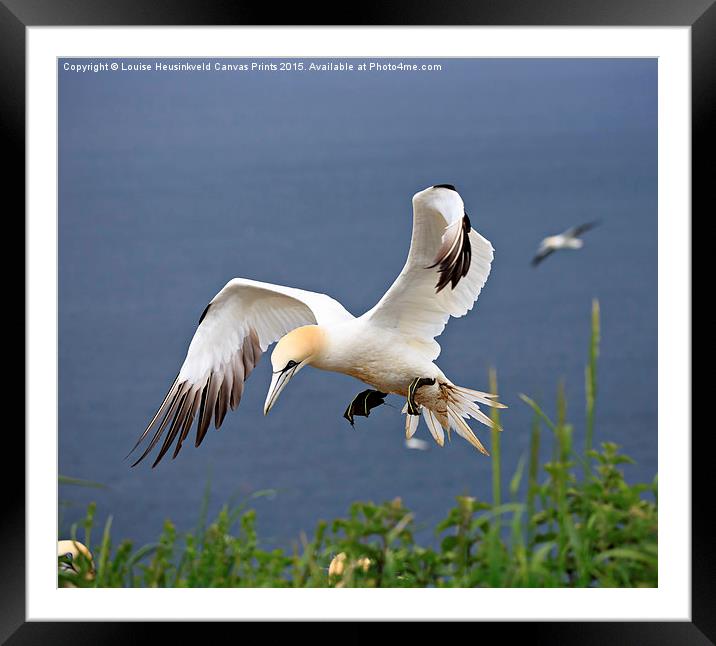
[58,540,95,585]
[264,325,325,415]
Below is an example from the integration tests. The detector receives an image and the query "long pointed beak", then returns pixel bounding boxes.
[264,367,297,415]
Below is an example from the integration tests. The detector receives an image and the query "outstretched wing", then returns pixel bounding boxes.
[564,221,600,238]
[364,185,494,359]
[531,246,555,267]
[130,279,353,467]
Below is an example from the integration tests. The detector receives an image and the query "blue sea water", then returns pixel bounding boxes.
[58,58,657,550]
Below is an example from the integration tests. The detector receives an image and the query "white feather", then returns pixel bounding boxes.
[405,411,421,439]
[178,278,353,386]
[363,186,494,359]
[422,407,445,446]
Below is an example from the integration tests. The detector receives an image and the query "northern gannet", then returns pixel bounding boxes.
[531,221,600,266]
[404,437,431,451]
[58,540,94,586]
[57,540,93,572]
[130,185,505,467]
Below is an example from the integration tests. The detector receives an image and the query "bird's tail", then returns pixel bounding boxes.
[402,383,506,455]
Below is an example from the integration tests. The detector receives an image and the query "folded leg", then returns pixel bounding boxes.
[406,377,436,415]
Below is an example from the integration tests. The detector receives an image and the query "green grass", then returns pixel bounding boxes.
[59,299,657,588]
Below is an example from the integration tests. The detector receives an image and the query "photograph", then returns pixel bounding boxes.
[56,55,659,590]
[5,0,703,631]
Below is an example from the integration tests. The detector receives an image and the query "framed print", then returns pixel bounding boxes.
[9,0,707,639]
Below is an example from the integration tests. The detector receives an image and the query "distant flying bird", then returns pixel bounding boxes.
[531,221,600,266]
[404,437,430,451]
[129,184,506,468]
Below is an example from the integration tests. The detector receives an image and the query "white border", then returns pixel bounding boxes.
[27,27,690,621]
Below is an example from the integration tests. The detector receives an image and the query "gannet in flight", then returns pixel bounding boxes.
[531,221,599,266]
[405,437,431,451]
[129,184,505,467]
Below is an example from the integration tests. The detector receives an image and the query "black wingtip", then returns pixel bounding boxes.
[432,184,457,192]
[429,213,472,293]
[531,247,554,267]
[198,302,212,324]
[572,220,602,237]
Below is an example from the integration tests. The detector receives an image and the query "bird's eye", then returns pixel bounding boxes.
[285,360,298,370]
[64,553,73,560]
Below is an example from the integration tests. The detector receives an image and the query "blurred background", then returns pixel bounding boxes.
[59,58,657,550]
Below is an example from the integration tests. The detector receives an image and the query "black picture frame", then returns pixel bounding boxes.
[8,0,706,640]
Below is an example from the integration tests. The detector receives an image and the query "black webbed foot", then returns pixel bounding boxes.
[407,377,436,415]
[343,389,388,427]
